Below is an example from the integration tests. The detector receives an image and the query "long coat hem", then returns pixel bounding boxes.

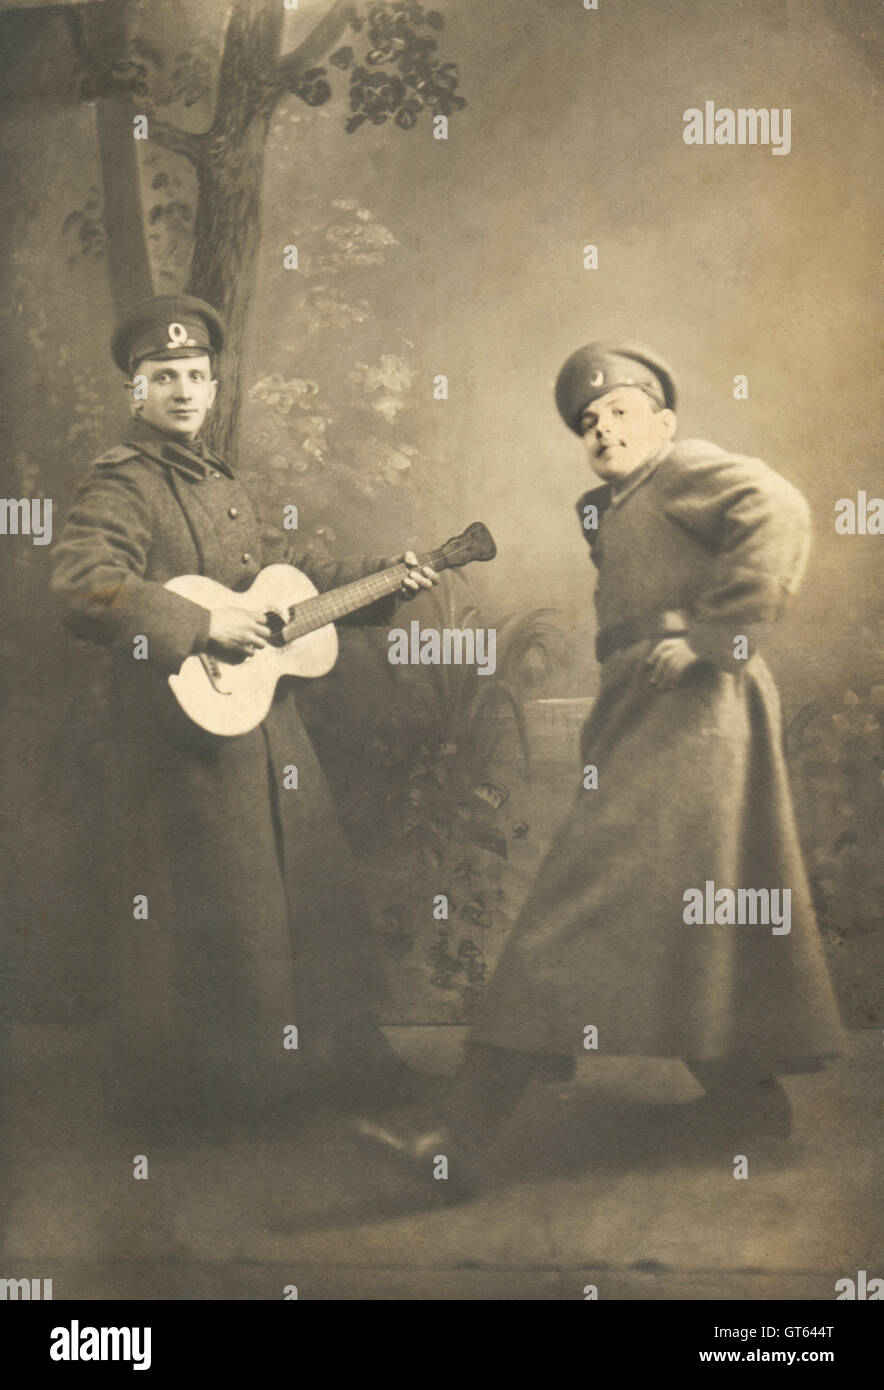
[467,440,847,1069]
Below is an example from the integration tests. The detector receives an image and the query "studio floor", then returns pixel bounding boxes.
[1,1024,880,1301]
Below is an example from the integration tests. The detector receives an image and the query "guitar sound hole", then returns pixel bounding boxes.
[265,610,286,647]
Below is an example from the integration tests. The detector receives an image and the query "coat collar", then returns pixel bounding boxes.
[576,441,671,526]
[607,442,670,507]
[576,481,612,517]
[123,417,233,479]
[576,443,675,550]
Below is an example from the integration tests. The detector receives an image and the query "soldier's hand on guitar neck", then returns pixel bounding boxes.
[386,549,441,598]
[206,606,272,657]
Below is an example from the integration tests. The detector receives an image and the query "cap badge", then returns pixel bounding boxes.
[166,322,196,348]
[589,369,604,387]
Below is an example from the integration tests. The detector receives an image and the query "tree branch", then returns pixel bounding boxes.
[148,116,207,165]
[209,0,285,141]
[273,0,351,100]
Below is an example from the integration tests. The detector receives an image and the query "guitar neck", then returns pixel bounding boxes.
[279,546,450,643]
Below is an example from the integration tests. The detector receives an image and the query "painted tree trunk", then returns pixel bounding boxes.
[83,0,153,313]
[189,115,272,461]
[95,96,154,311]
[185,0,349,459]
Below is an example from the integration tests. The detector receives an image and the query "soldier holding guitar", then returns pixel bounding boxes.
[50,295,493,1134]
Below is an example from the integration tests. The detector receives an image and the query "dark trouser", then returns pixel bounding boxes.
[445,1044,780,1155]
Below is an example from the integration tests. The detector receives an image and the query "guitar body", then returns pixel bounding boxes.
[167,565,338,737]
[165,522,496,738]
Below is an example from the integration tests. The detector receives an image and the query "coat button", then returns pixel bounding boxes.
[228,507,239,519]
[241,552,252,564]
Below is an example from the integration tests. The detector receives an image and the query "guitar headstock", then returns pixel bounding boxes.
[440,522,497,568]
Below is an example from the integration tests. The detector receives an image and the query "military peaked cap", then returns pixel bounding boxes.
[555,341,677,434]
[111,295,225,375]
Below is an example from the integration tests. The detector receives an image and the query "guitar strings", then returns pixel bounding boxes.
[276,540,481,644]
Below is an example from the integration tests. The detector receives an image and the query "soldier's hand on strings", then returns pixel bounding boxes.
[207,606,272,656]
[386,550,440,598]
[646,635,698,689]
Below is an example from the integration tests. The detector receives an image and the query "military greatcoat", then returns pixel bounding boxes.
[51,418,392,1113]
[468,439,846,1068]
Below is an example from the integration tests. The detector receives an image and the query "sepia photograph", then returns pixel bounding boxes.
[0,0,881,1338]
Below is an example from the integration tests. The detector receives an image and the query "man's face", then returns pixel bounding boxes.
[129,353,217,440]
[578,386,675,484]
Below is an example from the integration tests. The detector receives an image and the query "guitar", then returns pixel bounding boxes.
[165,522,497,736]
